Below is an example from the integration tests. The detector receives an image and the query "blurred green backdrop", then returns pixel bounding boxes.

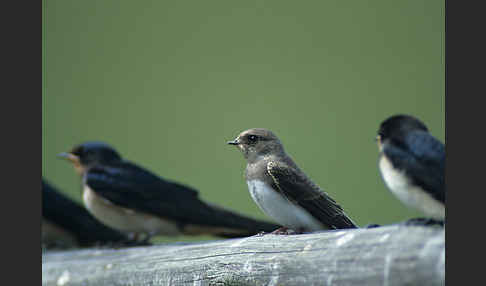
[42,0,444,243]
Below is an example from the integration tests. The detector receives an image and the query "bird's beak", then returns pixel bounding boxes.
[227,138,240,145]
[57,152,79,163]
[57,152,85,175]
[375,135,383,151]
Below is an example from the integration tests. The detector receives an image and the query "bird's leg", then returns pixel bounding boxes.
[404,217,445,227]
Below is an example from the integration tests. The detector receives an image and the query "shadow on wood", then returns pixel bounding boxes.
[42,225,444,286]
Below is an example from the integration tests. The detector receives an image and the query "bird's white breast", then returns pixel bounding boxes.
[379,155,445,219]
[83,186,181,236]
[247,180,326,231]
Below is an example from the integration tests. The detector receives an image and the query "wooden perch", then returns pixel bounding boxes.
[42,225,444,286]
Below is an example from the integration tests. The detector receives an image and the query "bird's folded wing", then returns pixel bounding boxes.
[386,130,445,202]
[266,161,357,229]
[84,163,219,225]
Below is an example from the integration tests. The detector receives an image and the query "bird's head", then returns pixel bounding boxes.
[376,114,428,151]
[227,128,284,162]
[58,141,122,175]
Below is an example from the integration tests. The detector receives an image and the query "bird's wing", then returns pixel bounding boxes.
[84,162,221,226]
[266,161,357,229]
[385,130,445,202]
[85,162,281,233]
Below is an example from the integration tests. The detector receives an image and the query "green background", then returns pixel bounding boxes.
[42,0,444,243]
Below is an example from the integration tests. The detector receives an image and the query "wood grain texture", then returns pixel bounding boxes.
[42,225,445,286]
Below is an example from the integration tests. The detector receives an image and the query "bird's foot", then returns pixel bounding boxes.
[138,232,155,245]
[128,232,139,241]
[270,227,299,235]
[106,238,149,249]
[254,231,267,237]
[403,217,444,227]
[119,232,152,247]
[364,223,381,229]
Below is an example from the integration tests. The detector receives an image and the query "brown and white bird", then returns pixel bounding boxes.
[228,128,358,234]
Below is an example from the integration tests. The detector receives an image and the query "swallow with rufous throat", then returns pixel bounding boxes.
[58,142,281,242]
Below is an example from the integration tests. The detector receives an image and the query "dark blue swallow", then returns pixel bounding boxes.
[58,142,281,242]
[376,115,445,225]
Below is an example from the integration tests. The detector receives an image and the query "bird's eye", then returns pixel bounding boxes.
[248,135,258,143]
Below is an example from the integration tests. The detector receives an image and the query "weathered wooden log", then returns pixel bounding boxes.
[42,225,444,286]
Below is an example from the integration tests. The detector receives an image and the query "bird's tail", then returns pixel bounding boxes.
[335,213,359,229]
[183,203,281,238]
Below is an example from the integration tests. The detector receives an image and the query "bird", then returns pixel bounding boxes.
[376,114,445,225]
[42,179,140,249]
[58,141,281,242]
[227,128,358,234]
